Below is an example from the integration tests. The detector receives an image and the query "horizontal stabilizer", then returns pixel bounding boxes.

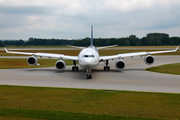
[66,45,85,49]
[97,45,118,50]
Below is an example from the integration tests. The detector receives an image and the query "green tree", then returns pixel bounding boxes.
[124,40,130,46]
[0,41,5,47]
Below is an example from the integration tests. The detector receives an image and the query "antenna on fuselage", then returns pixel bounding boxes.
[91,25,93,46]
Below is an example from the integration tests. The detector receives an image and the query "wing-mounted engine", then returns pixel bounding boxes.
[55,60,66,71]
[144,55,154,65]
[27,56,38,66]
[115,59,125,70]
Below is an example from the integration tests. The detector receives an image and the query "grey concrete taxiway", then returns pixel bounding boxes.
[0,55,180,93]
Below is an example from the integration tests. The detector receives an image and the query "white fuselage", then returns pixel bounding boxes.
[78,46,100,70]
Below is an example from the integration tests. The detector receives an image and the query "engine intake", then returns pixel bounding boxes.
[55,60,66,71]
[144,55,154,65]
[115,59,125,70]
[27,56,38,66]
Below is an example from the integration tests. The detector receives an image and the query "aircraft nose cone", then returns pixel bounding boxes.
[85,59,94,65]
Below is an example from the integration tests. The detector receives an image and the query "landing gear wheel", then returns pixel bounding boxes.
[107,66,110,71]
[103,60,110,71]
[104,66,110,71]
[89,74,92,79]
[72,60,79,71]
[86,74,92,79]
[104,66,106,71]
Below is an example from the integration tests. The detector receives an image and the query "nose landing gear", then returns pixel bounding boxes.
[86,69,92,79]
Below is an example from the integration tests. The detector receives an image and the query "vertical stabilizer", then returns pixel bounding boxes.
[91,25,93,46]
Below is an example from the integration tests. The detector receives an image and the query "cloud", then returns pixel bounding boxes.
[0,0,180,39]
[98,0,180,12]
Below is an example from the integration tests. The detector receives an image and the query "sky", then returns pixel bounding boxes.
[0,0,180,40]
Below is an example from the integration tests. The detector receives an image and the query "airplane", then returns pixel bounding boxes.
[4,25,179,79]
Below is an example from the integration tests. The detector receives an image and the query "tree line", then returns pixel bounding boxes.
[1,33,180,47]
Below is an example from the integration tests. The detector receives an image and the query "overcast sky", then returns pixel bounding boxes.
[0,0,180,40]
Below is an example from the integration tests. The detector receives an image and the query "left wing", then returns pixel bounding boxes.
[100,46,179,61]
[4,48,78,61]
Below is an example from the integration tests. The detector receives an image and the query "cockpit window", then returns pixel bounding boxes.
[83,55,95,58]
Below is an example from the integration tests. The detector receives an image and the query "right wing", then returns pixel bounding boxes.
[100,46,179,61]
[4,48,78,61]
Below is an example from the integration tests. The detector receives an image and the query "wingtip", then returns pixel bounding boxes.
[4,47,8,52]
[176,46,179,51]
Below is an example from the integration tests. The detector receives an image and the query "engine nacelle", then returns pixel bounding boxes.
[115,59,125,70]
[144,55,154,65]
[27,56,38,66]
[55,60,66,71]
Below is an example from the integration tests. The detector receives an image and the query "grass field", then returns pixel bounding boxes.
[146,63,180,75]
[0,85,180,120]
[0,58,72,69]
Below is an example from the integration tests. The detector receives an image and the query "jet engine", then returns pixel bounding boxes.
[27,56,38,66]
[115,59,125,70]
[144,55,154,65]
[55,60,66,71]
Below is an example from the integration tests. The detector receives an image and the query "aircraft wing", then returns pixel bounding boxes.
[4,48,78,61]
[99,46,179,61]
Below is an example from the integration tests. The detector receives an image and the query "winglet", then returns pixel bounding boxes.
[4,47,8,53]
[175,46,179,51]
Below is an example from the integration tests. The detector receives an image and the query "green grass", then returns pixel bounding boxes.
[146,63,180,75]
[0,85,180,119]
[0,108,156,120]
[0,58,72,69]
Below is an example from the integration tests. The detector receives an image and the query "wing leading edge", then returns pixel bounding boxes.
[4,48,78,61]
[100,46,179,61]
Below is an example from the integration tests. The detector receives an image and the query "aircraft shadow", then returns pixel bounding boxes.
[24,67,145,80]
[25,68,145,73]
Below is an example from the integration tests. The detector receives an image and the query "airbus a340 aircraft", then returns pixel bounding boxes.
[5,25,179,79]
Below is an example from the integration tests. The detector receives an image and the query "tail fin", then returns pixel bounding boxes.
[91,25,93,46]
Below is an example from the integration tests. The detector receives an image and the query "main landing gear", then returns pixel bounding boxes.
[72,60,79,71]
[86,69,92,79]
[103,60,110,71]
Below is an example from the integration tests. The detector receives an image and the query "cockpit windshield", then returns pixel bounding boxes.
[83,55,95,58]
